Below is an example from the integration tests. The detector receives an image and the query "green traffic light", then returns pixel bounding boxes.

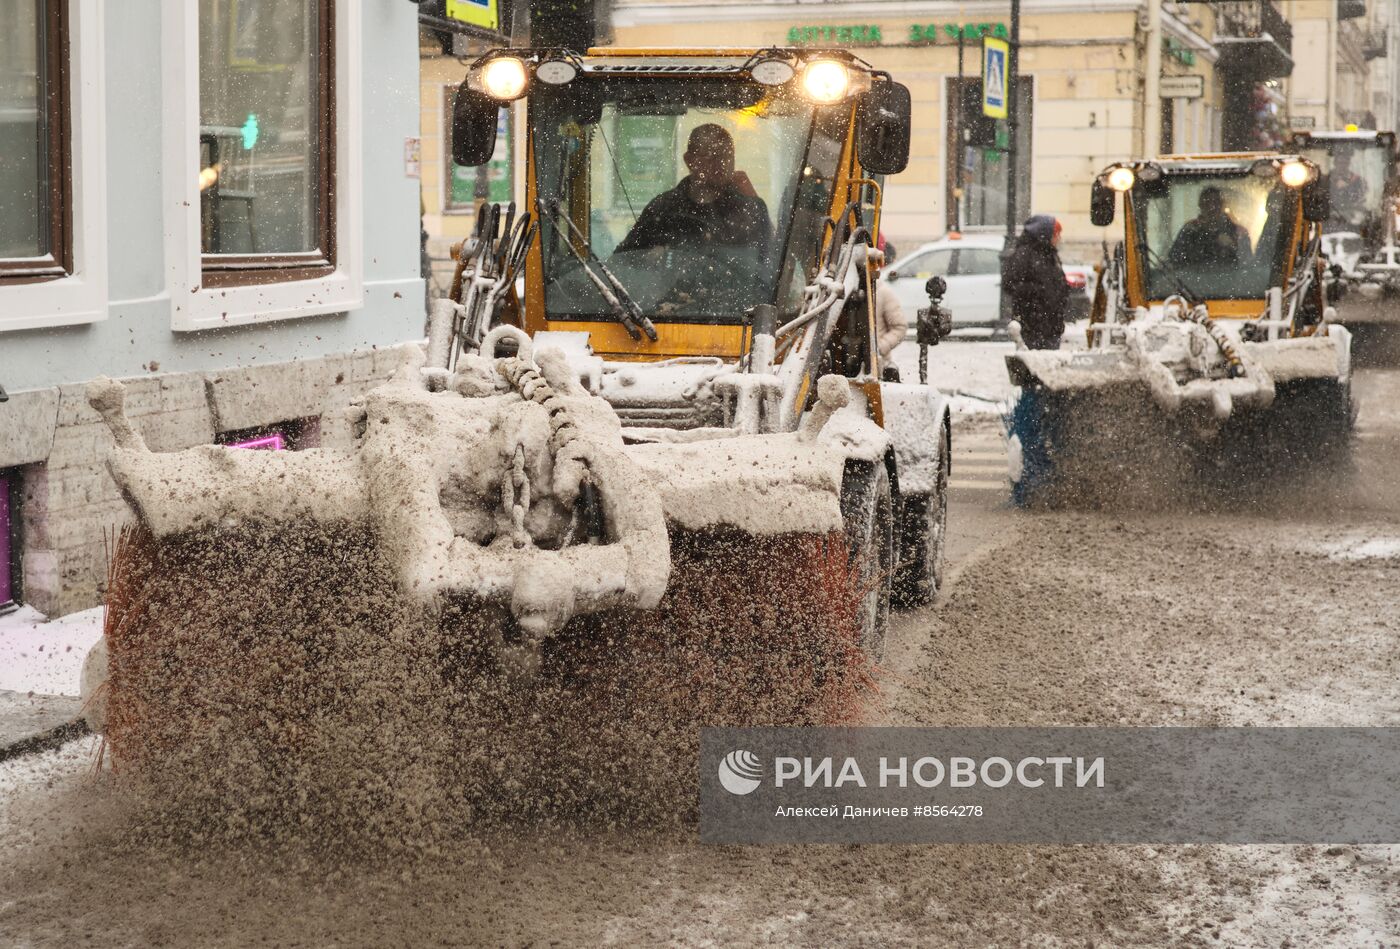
[241,113,260,150]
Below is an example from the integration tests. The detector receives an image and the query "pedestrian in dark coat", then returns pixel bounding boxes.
[1003,214,1070,350]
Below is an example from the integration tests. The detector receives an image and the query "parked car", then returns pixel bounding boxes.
[882,233,1094,334]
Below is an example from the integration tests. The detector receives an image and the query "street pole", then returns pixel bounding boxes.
[999,0,1021,329]
[1005,0,1020,244]
[955,32,964,232]
[1144,0,1162,156]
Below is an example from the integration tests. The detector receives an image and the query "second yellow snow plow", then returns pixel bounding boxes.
[1007,153,1354,506]
[87,47,955,768]
[1286,129,1400,328]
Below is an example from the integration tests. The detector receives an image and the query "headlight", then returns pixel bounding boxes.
[801,60,849,104]
[1280,161,1311,188]
[481,56,528,100]
[1107,167,1136,192]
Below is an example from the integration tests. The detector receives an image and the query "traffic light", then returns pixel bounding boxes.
[961,82,998,150]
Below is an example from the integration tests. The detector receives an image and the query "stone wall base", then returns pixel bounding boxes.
[0,345,419,618]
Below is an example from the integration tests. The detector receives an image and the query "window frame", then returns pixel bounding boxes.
[0,0,71,283]
[198,0,337,287]
[163,0,362,331]
[0,0,107,333]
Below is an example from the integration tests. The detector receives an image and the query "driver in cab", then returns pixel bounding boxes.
[1168,186,1250,269]
[615,124,772,256]
[1328,150,1368,224]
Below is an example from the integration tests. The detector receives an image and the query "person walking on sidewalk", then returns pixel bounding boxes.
[1003,214,1069,350]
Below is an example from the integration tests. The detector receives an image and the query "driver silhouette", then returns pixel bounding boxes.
[616,124,772,254]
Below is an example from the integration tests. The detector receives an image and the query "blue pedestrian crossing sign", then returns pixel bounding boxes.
[982,37,1010,119]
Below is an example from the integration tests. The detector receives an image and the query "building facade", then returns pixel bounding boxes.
[0,0,424,618]
[419,1,1400,270]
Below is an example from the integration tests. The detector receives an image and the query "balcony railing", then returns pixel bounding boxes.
[1214,0,1294,79]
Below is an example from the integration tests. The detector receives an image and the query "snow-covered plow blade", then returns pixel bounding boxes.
[85,347,872,775]
[1005,324,1354,507]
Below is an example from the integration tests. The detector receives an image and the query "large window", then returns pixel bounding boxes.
[198,0,334,285]
[0,0,70,281]
[945,76,1031,231]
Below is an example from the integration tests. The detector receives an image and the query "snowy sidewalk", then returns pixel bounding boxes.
[0,605,104,698]
[0,606,102,754]
[889,338,1014,417]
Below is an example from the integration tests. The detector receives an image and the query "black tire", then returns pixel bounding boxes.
[893,428,949,607]
[840,460,894,661]
[1267,376,1356,471]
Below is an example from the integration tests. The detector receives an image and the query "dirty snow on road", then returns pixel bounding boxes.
[3,357,1399,947]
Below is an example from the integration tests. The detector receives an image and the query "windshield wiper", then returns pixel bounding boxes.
[535,197,658,342]
[1140,240,1204,308]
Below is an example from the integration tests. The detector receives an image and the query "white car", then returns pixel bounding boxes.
[881,233,1094,334]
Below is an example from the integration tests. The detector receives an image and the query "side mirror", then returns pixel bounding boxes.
[1303,178,1330,222]
[857,81,912,175]
[885,268,900,281]
[1090,181,1116,226]
[452,83,500,167]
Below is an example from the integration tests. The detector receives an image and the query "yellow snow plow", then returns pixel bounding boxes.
[1006,153,1354,506]
[88,48,954,768]
[1285,129,1400,328]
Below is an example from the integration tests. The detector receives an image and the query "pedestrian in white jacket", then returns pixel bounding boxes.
[875,286,908,359]
[873,235,907,359]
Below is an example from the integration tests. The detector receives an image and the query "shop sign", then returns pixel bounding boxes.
[1159,75,1204,99]
[1289,115,1317,129]
[910,22,1009,44]
[446,0,500,32]
[1165,37,1197,67]
[786,22,1008,46]
[787,25,883,46]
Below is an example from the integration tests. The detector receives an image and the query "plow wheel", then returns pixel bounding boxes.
[841,460,893,661]
[1267,376,1357,471]
[894,427,949,608]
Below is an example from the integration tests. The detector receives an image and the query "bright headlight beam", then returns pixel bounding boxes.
[1280,161,1311,188]
[481,57,528,100]
[1107,167,1136,192]
[801,60,849,104]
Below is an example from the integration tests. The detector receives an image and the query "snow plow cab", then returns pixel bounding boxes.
[1285,129,1400,325]
[1006,153,1354,506]
[87,47,952,758]
[436,47,953,639]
